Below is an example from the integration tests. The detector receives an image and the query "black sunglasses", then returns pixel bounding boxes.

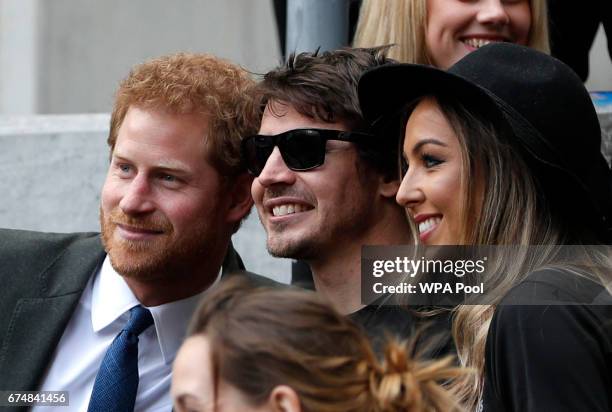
[241,128,373,176]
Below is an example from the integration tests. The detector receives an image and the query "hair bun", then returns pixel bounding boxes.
[369,340,466,412]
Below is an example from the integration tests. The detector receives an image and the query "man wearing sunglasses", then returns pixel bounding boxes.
[244,47,434,347]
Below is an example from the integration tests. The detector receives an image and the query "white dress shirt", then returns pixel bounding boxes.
[33,256,218,412]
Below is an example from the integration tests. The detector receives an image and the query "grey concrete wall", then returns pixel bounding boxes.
[0,115,108,230]
[0,115,291,283]
[285,0,349,55]
[0,0,39,113]
[0,0,610,115]
[0,0,282,115]
[37,0,280,114]
[586,25,612,92]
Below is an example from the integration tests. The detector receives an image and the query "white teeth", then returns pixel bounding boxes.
[272,204,307,216]
[418,217,441,234]
[463,38,501,48]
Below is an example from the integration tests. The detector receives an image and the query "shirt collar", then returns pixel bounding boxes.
[91,255,221,365]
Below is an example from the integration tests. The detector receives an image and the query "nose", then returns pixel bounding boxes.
[119,174,155,215]
[256,147,297,187]
[477,0,510,27]
[396,172,425,212]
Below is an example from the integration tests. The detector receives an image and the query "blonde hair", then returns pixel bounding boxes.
[189,277,467,412]
[353,0,550,63]
[434,96,559,408]
[109,53,261,177]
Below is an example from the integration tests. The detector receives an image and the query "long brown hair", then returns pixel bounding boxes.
[400,95,611,408]
[188,277,466,412]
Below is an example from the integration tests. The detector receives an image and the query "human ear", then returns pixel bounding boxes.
[268,385,301,412]
[225,173,255,224]
[378,175,401,199]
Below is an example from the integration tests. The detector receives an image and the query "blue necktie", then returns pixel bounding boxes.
[87,305,154,412]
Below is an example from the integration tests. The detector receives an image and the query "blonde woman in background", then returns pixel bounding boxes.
[172,277,466,412]
[353,0,549,67]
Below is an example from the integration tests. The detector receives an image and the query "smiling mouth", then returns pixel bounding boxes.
[116,224,165,241]
[462,38,508,48]
[271,203,313,217]
[418,217,441,235]
[118,224,163,233]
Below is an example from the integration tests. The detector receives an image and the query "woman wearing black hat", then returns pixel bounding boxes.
[358,43,612,411]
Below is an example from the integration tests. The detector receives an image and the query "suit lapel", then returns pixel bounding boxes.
[221,240,246,274]
[0,235,106,391]
[3,237,242,391]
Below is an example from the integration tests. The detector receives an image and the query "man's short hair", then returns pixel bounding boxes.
[108,53,261,178]
[256,46,398,179]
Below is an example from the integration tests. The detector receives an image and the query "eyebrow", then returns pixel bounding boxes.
[411,138,448,154]
[112,154,191,176]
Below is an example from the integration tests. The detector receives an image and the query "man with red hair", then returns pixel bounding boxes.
[0,53,259,411]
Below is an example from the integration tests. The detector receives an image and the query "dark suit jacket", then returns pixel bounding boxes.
[0,228,246,396]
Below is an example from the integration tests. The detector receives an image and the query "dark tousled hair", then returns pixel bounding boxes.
[257,46,399,179]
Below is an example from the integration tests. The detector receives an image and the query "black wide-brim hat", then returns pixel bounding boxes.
[359,43,612,243]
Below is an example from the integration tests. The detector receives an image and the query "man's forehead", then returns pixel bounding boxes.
[111,105,212,168]
[259,100,348,135]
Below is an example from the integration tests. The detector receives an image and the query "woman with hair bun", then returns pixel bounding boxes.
[171,277,465,412]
